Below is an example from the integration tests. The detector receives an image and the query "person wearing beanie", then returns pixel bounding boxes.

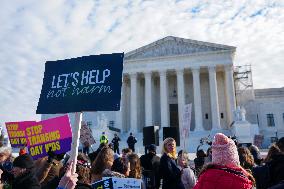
[11,154,40,189]
[159,138,185,189]
[193,133,255,189]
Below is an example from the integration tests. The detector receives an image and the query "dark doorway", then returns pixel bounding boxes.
[169,104,180,145]
[170,104,179,127]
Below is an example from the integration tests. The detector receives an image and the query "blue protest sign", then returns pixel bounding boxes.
[36,53,124,114]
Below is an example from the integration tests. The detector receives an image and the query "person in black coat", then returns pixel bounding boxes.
[111,134,121,154]
[159,138,185,189]
[140,144,161,189]
[127,133,137,152]
[11,154,40,189]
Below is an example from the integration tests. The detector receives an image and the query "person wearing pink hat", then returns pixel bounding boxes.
[193,133,255,189]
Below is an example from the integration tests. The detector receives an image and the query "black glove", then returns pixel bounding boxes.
[47,147,56,163]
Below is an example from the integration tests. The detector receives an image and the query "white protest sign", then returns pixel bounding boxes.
[102,177,142,189]
[182,104,192,149]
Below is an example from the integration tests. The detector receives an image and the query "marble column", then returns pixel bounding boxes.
[144,71,153,126]
[116,77,126,132]
[130,73,138,132]
[208,66,221,130]
[176,68,185,129]
[159,70,169,128]
[192,67,203,131]
[225,65,236,126]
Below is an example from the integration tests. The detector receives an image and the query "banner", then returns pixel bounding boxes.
[36,53,124,114]
[92,177,141,189]
[182,104,192,138]
[5,121,36,147]
[181,104,192,149]
[80,122,95,145]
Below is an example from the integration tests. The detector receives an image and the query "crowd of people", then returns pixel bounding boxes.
[0,132,284,189]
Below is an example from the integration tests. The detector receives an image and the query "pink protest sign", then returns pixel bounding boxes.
[26,115,72,160]
[5,121,36,147]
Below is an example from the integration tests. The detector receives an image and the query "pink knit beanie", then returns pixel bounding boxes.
[212,133,240,167]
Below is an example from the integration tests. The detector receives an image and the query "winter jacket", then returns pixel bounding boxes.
[253,153,284,189]
[193,165,253,189]
[12,170,41,189]
[127,136,137,148]
[140,153,161,189]
[111,137,121,147]
[180,167,196,189]
[159,153,185,189]
[35,156,63,187]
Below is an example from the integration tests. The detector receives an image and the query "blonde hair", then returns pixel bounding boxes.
[162,137,177,159]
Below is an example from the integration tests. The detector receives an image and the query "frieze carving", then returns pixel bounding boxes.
[125,36,235,60]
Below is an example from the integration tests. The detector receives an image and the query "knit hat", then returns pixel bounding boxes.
[212,133,240,167]
[147,144,156,152]
[13,154,34,169]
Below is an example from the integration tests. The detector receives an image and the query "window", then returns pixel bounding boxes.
[109,120,115,127]
[220,113,224,119]
[267,114,275,127]
[205,113,208,119]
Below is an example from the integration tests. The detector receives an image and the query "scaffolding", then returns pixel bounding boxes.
[234,64,254,106]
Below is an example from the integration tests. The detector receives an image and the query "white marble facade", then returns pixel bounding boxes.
[117,36,237,136]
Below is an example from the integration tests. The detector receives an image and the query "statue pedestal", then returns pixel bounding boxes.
[232,121,259,144]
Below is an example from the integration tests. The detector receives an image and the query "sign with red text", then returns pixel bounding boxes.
[26,115,72,159]
[5,121,36,147]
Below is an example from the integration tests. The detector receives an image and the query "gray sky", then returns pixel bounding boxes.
[0,0,283,123]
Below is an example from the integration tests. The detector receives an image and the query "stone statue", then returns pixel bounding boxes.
[234,106,241,121]
[240,106,246,121]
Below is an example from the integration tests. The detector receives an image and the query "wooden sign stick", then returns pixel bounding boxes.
[69,112,82,174]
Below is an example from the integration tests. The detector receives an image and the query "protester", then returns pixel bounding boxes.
[0,147,13,185]
[193,133,254,189]
[253,138,284,189]
[57,161,79,189]
[177,150,196,189]
[128,153,142,179]
[88,143,108,164]
[82,141,90,155]
[127,133,137,152]
[248,144,263,166]
[75,153,91,189]
[11,154,41,189]
[90,146,114,182]
[159,137,185,189]
[122,148,133,162]
[35,149,64,187]
[111,133,121,154]
[263,143,281,163]
[140,144,160,189]
[109,157,130,178]
[238,147,255,173]
[194,149,206,175]
[99,132,108,145]
[204,147,212,165]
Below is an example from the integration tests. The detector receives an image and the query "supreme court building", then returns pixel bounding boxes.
[119,36,236,134]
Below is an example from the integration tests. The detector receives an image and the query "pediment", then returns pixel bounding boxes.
[125,36,235,60]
